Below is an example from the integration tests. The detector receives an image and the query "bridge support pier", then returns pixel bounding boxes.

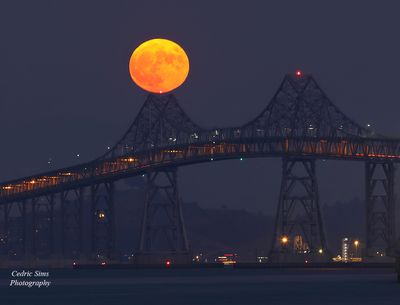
[75,187,85,259]
[135,168,191,264]
[18,201,27,260]
[28,195,58,261]
[365,161,396,258]
[60,191,67,258]
[46,194,55,258]
[57,188,86,261]
[269,157,329,263]
[90,182,115,261]
[31,198,37,260]
[0,203,10,257]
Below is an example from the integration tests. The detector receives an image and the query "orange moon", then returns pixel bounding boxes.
[129,38,189,94]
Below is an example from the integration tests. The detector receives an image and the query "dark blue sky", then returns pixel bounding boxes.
[0,1,399,212]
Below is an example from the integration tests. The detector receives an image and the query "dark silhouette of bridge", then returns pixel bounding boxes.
[0,72,397,264]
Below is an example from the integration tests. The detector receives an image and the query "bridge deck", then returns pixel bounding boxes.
[1,136,400,203]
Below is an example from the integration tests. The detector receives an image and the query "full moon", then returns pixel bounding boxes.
[129,38,189,94]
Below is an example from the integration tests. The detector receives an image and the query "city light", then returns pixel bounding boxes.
[121,157,137,162]
[163,150,182,154]
[98,212,106,219]
[60,172,72,176]
[336,237,362,263]
[318,248,323,254]
[216,254,237,265]
[281,236,288,244]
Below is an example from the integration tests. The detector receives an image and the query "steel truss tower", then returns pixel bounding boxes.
[90,182,115,261]
[270,157,328,262]
[29,194,58,260]
[60,188,85,259]
[2,189,86,263]
[365,161,396,257]
[136,168,190,264]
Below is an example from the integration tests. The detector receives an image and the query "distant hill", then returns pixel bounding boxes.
[114,186,273,261]
[114,185,387,261]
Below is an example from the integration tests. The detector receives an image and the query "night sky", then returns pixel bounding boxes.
[1,1,400,213]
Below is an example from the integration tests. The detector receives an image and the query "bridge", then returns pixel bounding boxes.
[0,72,397,264]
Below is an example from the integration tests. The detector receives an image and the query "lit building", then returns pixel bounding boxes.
[341,238,362,262]
[342,238,350,262]
[294,235,303,252]
[216,253,237,265]
[192,253,204,263]
[294,235,309,253]
[257,256,268,263]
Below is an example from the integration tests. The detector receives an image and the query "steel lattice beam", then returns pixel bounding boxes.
[0,73,398,264]
[90,181,115,261]
[135,168,190,264]
[365,161,396,257]
[1,74,398,204]
[269,157,329,262]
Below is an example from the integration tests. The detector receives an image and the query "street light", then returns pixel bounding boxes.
[354,240,359,258]
[281,236,288,244]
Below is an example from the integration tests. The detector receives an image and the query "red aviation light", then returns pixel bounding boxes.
[295,70,302,77]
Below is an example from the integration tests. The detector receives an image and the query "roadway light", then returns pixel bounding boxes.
[354,240,359,258]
